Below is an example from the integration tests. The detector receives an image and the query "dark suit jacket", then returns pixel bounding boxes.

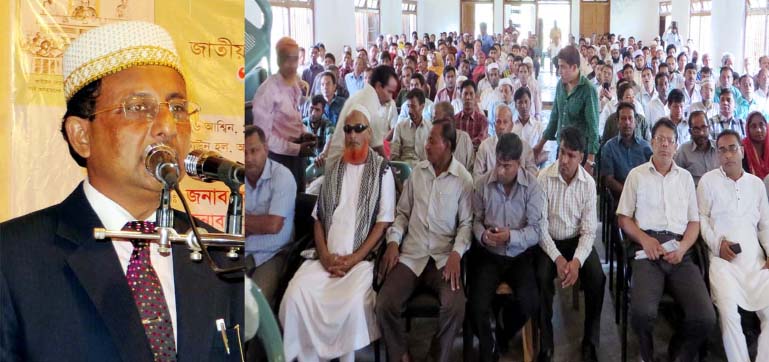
[0,184,244,361]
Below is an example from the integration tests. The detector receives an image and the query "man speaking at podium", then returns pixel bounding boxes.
[0,21,243,361]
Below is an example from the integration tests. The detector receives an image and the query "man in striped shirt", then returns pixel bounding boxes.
[536,126,604,362]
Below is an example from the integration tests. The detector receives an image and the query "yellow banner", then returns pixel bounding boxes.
[5,0,244,228]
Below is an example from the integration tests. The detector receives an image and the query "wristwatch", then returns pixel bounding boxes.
[586,160,596,167]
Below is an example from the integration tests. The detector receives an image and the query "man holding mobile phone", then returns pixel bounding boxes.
[697,129,769,362]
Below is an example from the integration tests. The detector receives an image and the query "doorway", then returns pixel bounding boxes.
[461,0,494,36]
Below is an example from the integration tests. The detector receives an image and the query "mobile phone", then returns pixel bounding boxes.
[729,243,742,254]
[603,82,610,91]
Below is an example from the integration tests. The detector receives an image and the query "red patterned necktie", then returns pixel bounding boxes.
[123,221,177,361]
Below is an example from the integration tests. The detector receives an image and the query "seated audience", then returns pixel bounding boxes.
[697,129,769,362]
[600,102,653,198]
[474,103,538,179]
[537,127,605,362]
[744,112,769,179]
[711,88,747,140]
[377,120,473,362]
[674,111,719,185]
[455,79,489,148]
[469,133,544,362]
[303,95,334,160]
[486,78,515,136]
[435,101,476,172]
[689,78,719,119]
[600,81,649,141]
[391,89,431,167]
[246,126,297,309]
[616,119,716,362]
[398,73,434,124]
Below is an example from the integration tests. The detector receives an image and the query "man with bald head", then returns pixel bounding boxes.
[474,103,538,180]
[280,106,396,362]
[434,101,475,171]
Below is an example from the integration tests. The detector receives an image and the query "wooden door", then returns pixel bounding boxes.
[461,2,475,35]
[579,1,610,38]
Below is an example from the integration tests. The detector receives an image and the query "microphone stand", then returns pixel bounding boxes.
[225,181,244,259]
[155,186,175,255]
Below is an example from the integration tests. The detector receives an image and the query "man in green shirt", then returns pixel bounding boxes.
[534,45,600,175]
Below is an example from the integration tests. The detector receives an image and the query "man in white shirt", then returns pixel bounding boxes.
[756,69,769,105]
[536,127,605,362]
[697,129,769,362]
[474,104,538,180]
[398,73,434,124]
[689,78,719,119]
[666,89,691,146]
[377,120,473,362]
[636,67,657,115]
[486,78,515,136]
[479,63,502,111]
[666,55,685,90]
[646,73,671,125]
[616,119,716,362]
[682,63,702,110]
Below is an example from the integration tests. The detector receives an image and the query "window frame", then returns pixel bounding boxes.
[745,0,769,72]
[402,0,417,35]
[355,0,381,48]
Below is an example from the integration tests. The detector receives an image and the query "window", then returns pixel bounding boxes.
[269,0,314,71]
[504,0,536,38]
[689,0,711,54]
[502,0,570,52]
[660,0,672,32]
[402,1,417,36]
[355,0,380,48]
[746,0,769,70]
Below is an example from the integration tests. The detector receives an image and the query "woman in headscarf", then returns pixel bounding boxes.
[743,112,769,179]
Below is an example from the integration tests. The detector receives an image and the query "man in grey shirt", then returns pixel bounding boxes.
[674,110,719,185]
[377,119,474,362]
[468,132,546,362]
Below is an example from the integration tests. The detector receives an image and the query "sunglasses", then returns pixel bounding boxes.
[343,124,369,134]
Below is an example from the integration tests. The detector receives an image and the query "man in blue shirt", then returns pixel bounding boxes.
[345,56,367,95]
[245,125,297,309]
[600,102,653,199]
[479,22,494,56]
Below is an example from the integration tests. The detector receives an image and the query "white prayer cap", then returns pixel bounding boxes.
[62,21,183,102]
[610,44,620,51]
[347,103,372,124]
[486,63,500,71]
[498,78,514,90]
[522,57,533,66]
[633,50,644,59]
[456,75,469,84]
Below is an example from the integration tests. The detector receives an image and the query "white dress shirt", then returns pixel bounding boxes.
[83,179,178,345]
[538,163,597,266]
[616,159,699,235]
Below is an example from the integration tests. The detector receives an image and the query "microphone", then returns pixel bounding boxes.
[144,143,180,187]
[184,150,245,187]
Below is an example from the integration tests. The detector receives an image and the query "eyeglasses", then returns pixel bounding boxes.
[343,124,369,134]
[653,135,676,145]
[717,144,741,154]
[90,95,200,123]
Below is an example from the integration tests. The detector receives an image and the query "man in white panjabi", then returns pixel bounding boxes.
[697,129,769,362]
[280,105,396,362]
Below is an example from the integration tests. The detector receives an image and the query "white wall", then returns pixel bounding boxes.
[315,0,356,57]
[380,0,402,36]
[609,0,659,44]
[570,0,579,39]
[711,0,746,73]
[671,0,690,45]
[494,0,503,34]
[418,0,460,35]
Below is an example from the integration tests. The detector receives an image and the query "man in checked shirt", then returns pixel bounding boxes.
[535,126,605,362]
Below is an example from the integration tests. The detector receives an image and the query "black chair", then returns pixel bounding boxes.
[617,228,709,362]
[373,241,472,362]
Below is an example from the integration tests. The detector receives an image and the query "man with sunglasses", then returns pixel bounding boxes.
[697,129,769,362]
[0,22,242,361]
[280,105,395,362]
